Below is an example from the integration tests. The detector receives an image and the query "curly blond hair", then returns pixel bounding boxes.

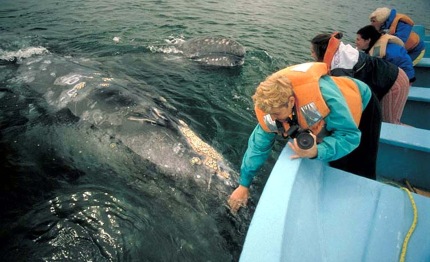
[369,7,391,22]
[252,73,294,113]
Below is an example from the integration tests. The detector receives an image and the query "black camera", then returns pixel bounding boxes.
[285,125,314,150]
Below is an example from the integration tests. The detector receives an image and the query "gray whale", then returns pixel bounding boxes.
[1,51,248,261]
[13,54,238,191]
[178,36,246,67]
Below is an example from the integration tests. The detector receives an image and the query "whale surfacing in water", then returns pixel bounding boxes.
[13,54,239,191]
[179,36,246,67]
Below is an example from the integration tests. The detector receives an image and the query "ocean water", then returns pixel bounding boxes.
[0,0,428,261]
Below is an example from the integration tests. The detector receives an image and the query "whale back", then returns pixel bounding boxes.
[180,36,246,67]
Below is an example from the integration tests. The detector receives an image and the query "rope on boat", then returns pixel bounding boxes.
[399,186,418,262]
[383,181,418,262]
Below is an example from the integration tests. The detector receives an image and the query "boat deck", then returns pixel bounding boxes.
[240,147,430,262]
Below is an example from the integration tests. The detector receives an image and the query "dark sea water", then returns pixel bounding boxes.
[1,0,429,261]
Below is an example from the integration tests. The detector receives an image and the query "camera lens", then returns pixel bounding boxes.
[296,132,314,150]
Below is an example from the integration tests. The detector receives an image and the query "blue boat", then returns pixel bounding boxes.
[240,26,430,261]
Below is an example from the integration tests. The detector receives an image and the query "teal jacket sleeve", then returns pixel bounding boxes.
[315,76,370,162]
[239,124,276,187]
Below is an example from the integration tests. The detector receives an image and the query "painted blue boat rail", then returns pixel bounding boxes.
[379,123,430,153]
[413,25,430,59]
[240,147,430,261]
[377,123,430,190]
[415,42,430,67]
[402,26,430,128]
[413,25,430,86]
[402,86,430,129]
[408,86,430,102]
[412,25,426,40]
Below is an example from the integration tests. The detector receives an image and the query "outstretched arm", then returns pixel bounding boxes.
[228,124,276,213]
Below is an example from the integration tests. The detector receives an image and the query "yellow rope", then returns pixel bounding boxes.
[399,186,418,262]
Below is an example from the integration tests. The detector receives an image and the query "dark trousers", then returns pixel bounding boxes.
[329,93,382,180]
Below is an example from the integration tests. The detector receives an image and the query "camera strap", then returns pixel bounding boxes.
[277,108,299,139]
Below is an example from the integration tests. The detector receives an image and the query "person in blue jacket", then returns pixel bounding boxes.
[227,62,381,213]
[369,7,425,65]
[356,25,415,83]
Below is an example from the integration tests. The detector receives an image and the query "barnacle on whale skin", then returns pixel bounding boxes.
[177,120,231,179]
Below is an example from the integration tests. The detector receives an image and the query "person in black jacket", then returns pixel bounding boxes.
[311,32,409,125]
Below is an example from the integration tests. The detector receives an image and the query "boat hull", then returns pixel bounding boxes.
[240,147,430,261]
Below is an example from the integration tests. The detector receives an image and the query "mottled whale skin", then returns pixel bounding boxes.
[1,52,248,261]
[178,36,246,67]
[14,54,239,192]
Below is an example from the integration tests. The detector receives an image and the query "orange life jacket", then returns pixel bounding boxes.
[368,34,404,58]
[255,62,363,138]
[322,32,341,71]
[389,14,420,51]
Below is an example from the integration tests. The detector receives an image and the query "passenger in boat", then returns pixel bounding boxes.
[369,7,425,65]
[310,32,409,125]
[356,25,415,84]
[227,62,381,213]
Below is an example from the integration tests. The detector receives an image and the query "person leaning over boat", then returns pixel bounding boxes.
[227,62,381,213]
[356,25,415,84]
[310,32,409,125]
[369,7,426,65]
